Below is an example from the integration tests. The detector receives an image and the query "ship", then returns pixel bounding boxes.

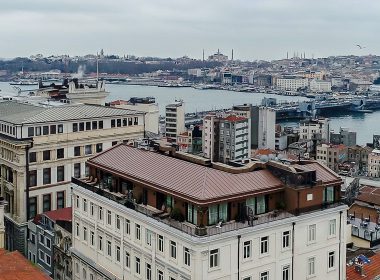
[9,80,38,86]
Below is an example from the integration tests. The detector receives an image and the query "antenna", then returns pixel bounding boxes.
[96,52,99,82]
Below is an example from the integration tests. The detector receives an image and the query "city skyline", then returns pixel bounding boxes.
[0,0,379,60]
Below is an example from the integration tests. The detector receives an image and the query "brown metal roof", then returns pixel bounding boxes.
[356,186,380,206]
[294,162,341,184]
[88,145,283,204]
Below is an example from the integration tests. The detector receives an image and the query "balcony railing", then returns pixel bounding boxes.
[72,177,339,237]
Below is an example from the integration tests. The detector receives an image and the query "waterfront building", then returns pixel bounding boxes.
[331,128,357,147]
[165,101,185,143]
[275,77,308,91]
[0,101,144,255]
[71,143,347,280]
[27,207,72,277]
[316,144,348,172]
[203,114,250,163]
[309,79,332,92]
[368,149,380,178]
[109,97,160,135]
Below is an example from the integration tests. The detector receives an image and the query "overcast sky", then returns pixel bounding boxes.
[0,0,378,60]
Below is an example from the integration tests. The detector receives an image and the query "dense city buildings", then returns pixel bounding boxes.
[330,127,357,147]
[0,101,145,255]
[71,143,347,280]
[368,149,380,178]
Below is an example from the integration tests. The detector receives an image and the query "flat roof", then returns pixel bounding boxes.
[88,145,283,204]
[0,101,144,124]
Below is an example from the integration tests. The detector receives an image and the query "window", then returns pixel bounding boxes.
[43,194,51,212]
[134,117,138,125]
[184,247,190,266]
[116,245,121,262]
[58,124,63,133]
[85,145,92,155]
[99,121,103,129]
[42,126,49,135]
[282,265,290,280]
[209,249,219,268]
[28,127,34,137]
[243,240,251,259]
[29,152,37,163]
[111,119,116,128]
[125,219,130,235]
[39,250,44,261]
[79,122,84,131]
[29,197,37,219]
[135,257,141,274]
[135,224,141,240]
[73,123,78,132]
[117,119,122,127]
[146,263,152,280]
[57,191,65,209]
[90,231,95,246]
[170,241,176,259]
[82,268,87,280]
[92,121,98,130]
[107,210,112,225]
[43,150,51,161]
[39,234,44,245]
[96,143,103,153]
[57,148,64,159]
[90,202,94,216]
[35,126,41,136]
[128,118,132,125]
[112,141,118,146]
[75,195,79,208]
[256,195,267,214]
[243,277,251,280]
[83,226,87,241]
[307,193,313,201]
[308,257,315,276]
[74,146,81,156]
[308,224,316,243]
[43,168,51,185]
[323,186,334,203]
[86,122,91,130]
[208,203,228,225]
[282,231,290,249]
[329,219,336,236]
[260,236,269,254]
[146,230,152,246]
[98,235,103,251]
[125,251,130,268]
[328,251,335,269]
[157,270,164,280]
[99,206,103,220]
[187,203,198,225]
[50,125,56,134]
[57,166,65,182]
[82,198,87,212]
[74,163,81,178]
[116,215,120,230]
[76,223,79,237]
[260,271,269,280]
[158,235,164,252]
[29,170,37,187]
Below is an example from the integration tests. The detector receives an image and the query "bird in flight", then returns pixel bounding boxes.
[356,44,366,49]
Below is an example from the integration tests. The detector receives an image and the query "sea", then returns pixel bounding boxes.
[1,82,379,145]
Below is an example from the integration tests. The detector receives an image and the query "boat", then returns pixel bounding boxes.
[9,80,38,86]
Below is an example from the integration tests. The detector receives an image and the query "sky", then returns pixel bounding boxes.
[0,0,378,61]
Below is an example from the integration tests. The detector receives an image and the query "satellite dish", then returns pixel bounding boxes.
[260,155,269,162]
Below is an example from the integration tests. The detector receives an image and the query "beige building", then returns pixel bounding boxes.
[368,149,380,178]
[276,77,308,91]
[0,198,5,248]
[316,144,348,172]
[165,101,185,142]
[0,101,144,255]
[309,79,332,92]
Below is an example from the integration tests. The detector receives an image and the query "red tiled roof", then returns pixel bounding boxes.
[223,115,247,122]
[88,145,283,205]
[43,207,72,222]
[356,186,380,206]
[347,253,380,280]
[0,249,51,280]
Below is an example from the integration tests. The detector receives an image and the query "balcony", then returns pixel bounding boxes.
[72,177,297,237]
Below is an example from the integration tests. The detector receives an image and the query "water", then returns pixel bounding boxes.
[1,82,379,145]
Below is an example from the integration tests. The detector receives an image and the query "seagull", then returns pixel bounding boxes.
[356,44,366,49]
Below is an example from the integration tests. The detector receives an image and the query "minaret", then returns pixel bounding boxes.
[202,49,205,62]
[231,49,234,61]
[287,52,289,59]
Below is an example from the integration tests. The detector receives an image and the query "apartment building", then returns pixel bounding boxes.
[316,144,348,172]
[27,207,72,277]
[330,127,357,147]
[309,79,332,92]
[276,77,308,91]
[165,101,185,143]
[71,143,347,280]
[368,149,380,178]
[203,114,250,163]
[0,101,145,255]
[0,198,5,248]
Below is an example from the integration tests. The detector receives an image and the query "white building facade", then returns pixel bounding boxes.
[165,101,185,142]
[276,77,309,91]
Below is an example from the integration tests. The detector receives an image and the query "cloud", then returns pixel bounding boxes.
[0,0,378,60]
